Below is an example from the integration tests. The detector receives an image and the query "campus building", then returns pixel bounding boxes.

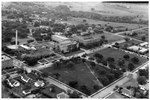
[51,35,79,53]
[2,54,13,68]
[127,45,148,54]
[72,33,100,45]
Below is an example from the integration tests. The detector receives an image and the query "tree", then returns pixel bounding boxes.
[141,36,146,41]
[68,91,80,98]
[66,61,75,69]
[101,60,107,66]
[124,37,130,41]
[106,73,115,82]
[98,76,110,86]
[138,69,149,79]
[83,19,86,22]
[118,59,125,66]
[101,35,105,40]
[106,57,115,63]
[69,81,78,88]
[112,70,123,79]
[131,57,139,64]
[123,55,130,60]
[90,62,96,68]
[94,53,103,60]
[93,84,100,91]
[109,64,116,69]
[128,63,135,71]
[137,76,147,85]
[82,58,86,63]
[27,39,34,43]
[80,85,91,95]
[53,73,60,79]
[98,69,107,75]
[53,62,61,69]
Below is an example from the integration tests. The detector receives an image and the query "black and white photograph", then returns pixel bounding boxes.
[1,1,149,98]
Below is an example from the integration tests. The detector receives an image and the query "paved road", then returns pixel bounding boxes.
[91,61,149,98]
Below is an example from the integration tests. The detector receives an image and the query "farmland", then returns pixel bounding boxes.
[64,17,147,29]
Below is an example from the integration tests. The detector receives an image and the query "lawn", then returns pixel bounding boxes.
[40,62,103,94]
[106,92,125,98]
[89,48,148,69]
[122,78,139,88]
[122,30,149,42]
[118,40,142,48]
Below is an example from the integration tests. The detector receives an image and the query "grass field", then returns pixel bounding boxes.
[89,48,148,69]
[64,17,147,30]
[122,30,149,42]
[40,62,103,94]
[118,40,142,48]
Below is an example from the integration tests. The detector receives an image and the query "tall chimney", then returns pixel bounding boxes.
[15,30,18,49]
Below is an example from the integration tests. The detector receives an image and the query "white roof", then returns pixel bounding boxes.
[2,54,11,61]
[20,44,30,50]
[52,35,70,42]
[7,45,18,49]
[139,48,148,53]
[139,42,148,46]
[128,45,140,51]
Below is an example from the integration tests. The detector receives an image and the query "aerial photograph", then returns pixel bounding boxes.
[2,1,149,99]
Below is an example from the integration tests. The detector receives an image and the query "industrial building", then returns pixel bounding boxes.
[51,35,79,53]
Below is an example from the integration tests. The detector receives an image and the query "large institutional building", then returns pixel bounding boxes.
[51,35,79,53]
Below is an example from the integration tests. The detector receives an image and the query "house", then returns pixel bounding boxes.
[121,88,132,98]
[6,78,20,87]
[22,89,31,95]
[34,80,45,87]
[21,74,31,83]
[57,92,69,98]
[139,42,148,48]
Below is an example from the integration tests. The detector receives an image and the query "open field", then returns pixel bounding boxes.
[89,48,148,69]
[41,62,103,95]
[64,17,147,29]
[43,2,148,20]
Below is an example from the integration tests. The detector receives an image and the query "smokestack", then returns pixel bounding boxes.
[15,30,18,49]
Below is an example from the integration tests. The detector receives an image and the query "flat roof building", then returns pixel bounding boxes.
[52,35,78,53]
